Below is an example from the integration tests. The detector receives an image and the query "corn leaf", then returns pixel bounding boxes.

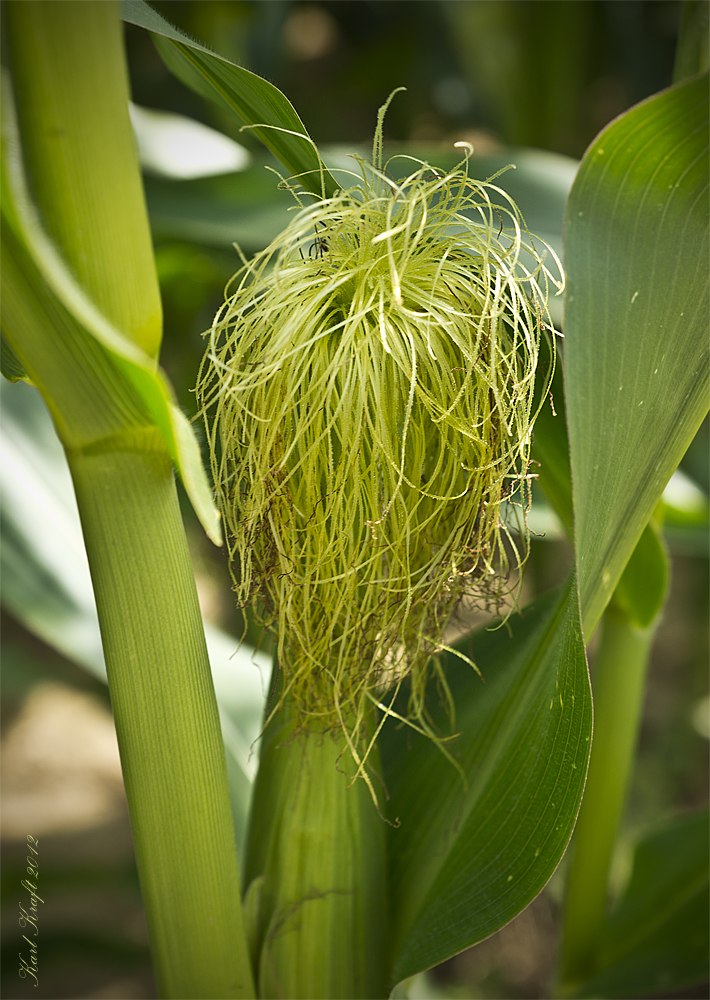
[121,0,338,198]
[0,376,105,678]
[381,577,591,986]
[143,167,293,252]
[564,73,710,636]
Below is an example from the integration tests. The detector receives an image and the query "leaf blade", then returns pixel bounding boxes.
[564,74,710,635]
[381,577,591,985]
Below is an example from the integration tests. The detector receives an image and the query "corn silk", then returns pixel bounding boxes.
[197,110,563,782]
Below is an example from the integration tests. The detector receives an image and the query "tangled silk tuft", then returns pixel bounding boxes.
[197,111,563,772]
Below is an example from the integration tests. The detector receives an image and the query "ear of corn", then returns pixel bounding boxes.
[198,107,562,768]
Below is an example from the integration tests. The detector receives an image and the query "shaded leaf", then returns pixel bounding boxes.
[564,74,710,635]
[0,376,104,677]
[531,336,574,537]
[612,520,669,628]
[674,1,710,82]
[143,165,293,252]
[121,0,338,198]
[573,810,709,998]
[0,335,28,382]
[380,577,591,986]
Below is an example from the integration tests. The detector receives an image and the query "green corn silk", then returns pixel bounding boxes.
[197,106,562,773]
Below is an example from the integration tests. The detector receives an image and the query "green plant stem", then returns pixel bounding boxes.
[68,444,254,998]
[5,0,162,357]
[557,605,656,995]
[3,3,255,995]
[2,239,255,994]
[243,695,389,999]
[2,236,255,994]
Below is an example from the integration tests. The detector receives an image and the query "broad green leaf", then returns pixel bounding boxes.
[1,94,221,544]
[380,577,591,987]
[121,0,338,198]
[531,351,670,627]
[573,810,709,998]
[564,74,709,636]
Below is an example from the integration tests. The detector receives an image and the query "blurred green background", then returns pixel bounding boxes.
[2,3,707,998]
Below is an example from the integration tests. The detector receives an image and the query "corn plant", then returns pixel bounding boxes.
[1,2,707,999]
